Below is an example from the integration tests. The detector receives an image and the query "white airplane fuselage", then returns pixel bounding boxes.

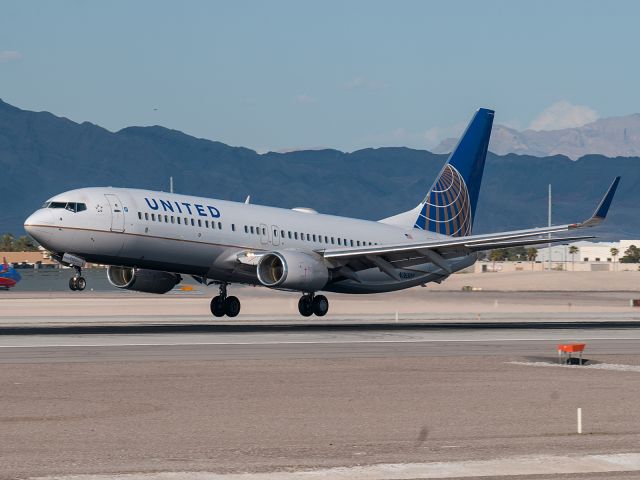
[24,187,475,294]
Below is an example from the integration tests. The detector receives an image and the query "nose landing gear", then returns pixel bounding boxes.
[298,293,329,317]
[210,283,241,318]
[69,266,86,291]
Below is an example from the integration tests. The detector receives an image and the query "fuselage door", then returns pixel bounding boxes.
[104,194,125,232]
[259,223,269,246]
[271,225,280,246]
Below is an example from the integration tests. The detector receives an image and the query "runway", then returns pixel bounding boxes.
[2,327,640,363]
[4,291,640,479]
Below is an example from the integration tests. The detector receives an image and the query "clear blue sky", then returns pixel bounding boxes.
[2,0,638,152]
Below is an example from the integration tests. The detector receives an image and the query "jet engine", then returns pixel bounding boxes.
[107,266,181,294]
[257,251,329,292]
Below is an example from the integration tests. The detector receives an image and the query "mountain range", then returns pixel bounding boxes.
[1,99,638,242]
[434,114,640,160]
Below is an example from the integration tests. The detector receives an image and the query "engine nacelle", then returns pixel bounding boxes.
[107,266,181,294]
[257,251,329,292]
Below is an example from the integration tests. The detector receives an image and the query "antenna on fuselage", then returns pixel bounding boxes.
[170,176,174,194]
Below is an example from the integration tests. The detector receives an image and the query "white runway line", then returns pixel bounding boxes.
[0,335,638,349]
[2,328,640,349]
[510,361,640,373]
[28,452,640,479]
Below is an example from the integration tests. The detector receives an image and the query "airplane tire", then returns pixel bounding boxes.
[225,296,241,317]
[312,295,329,317]
[298,296,313,317]
[76,277,86,291]
[210,296,226,317]
[69,277,78,291]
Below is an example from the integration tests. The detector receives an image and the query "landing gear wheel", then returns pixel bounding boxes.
[298,295,314,317]
[224,296,241,317]
[69,277,78,291]
[210,296,226,317]
[312,295,329,317]
[76,276,86,291]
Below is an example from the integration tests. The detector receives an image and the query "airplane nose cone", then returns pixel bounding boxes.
[24,210,54,244]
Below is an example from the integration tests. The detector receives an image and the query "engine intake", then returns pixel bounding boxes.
[107,266,181,294]
[257,251,329,292]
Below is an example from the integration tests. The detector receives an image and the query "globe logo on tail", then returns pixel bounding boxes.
[414,164,472,237]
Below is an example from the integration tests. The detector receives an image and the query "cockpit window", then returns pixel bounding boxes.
[44,202,87,212]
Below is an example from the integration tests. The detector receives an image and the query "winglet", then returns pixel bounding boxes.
[578,176,621,228]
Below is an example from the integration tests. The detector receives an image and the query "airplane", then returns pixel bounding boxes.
[23,108,620,317]
[0,257,22,290]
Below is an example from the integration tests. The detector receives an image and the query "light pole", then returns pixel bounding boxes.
[548,184,552,271]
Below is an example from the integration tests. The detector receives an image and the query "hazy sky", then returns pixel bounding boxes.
[2,0,638,152]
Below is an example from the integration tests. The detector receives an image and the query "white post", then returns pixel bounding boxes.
[577,407,582,434]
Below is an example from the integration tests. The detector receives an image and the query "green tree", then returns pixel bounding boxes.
[489,249,506,270]
[13,235,39,251]
[621,245,640,263]
[569,245,579,271]
[610,247,619,271]
[0,233,15,251]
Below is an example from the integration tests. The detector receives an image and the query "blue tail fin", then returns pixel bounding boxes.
[414,108,494,236]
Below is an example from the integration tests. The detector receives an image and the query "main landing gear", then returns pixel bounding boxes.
[210,283,241,318]
[69,266,86,291]
[298,293,329,317]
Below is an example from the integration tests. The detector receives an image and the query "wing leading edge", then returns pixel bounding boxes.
[322,177,620,271]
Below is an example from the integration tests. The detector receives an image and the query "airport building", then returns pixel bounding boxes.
[480,239,640,272]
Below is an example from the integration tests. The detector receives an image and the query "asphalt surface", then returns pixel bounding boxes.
[1,327,640,363]
[4,306,640,478]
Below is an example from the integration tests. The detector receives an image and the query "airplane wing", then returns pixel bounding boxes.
[321,177,620,276]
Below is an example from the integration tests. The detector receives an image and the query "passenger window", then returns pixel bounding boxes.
[205,220,209,228]
[262,227,266,235]
[294,232,298,240]
[288,231,292,239]
[198,219,202,227]
[331,237,335,245]
[138,212,142,220]
[145,213,149,220]
[218,222,222,229]
[273,230,278,237]
[244,226,248,233]
[306,234,310,241]
[232,224,236,232]
[164,215,168,222]
[151,213,155,221]
[350,240,354,247]
[324,236,328,243]
[337,238,342,246]
[356,241,360,246]
[250,226,255,234]
[171,216,175,224]
[191,219,195,226]
[177,217,181,225]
